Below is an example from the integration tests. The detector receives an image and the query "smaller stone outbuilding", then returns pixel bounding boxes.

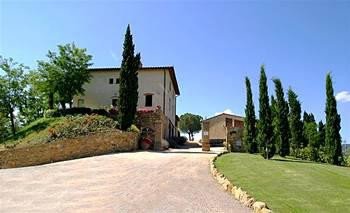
[202,113,244,146]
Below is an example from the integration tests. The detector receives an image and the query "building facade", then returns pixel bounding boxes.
[202,113,244,145]
[72,66,180,139]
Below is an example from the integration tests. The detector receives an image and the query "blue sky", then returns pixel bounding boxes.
[0,0,349,143]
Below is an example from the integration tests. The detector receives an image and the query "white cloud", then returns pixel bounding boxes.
[335,91,350,103]
[214,109,234,116]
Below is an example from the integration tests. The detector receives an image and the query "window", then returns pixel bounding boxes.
[109,78,114,84]
[116,78,120,84]
[112,98,118,107]
[145,94,153,107]
[77,99,84,107]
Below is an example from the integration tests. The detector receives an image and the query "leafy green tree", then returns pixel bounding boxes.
[179,113,203,141]
[302,111,315,148]
[118,25,141,130]
[0,111,9,142]
[257,65,275,159]
[20,71,48,124]
[35,61,62,109]
[304,120,319,161]
[273,79,290,157]
[0,57,28,136]
[288,88,303,157]
[40,43,93,109]
[243,77,257,153]
[318,121,325,148]
[324,73,342,165]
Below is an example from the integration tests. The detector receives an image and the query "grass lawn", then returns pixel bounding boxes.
[0,117,64,150]
[215,153,350,213]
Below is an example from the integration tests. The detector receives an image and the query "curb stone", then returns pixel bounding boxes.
[210,151,273,213]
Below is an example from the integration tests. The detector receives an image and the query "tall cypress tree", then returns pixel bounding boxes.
[257,65,275,159]
[302,111,315,148]
[243,77,257,153]
[271,95,279,152]
[273,79,290,157]
[118,25,141,130]
[324,73,342,165]
[318,121,325,148]
[288,88,303,157]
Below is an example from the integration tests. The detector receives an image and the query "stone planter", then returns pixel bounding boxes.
[140,138,153,150]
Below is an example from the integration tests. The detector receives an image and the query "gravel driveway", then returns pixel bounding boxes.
[0,147,250,213]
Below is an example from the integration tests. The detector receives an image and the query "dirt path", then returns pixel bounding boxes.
[0,148,250,212]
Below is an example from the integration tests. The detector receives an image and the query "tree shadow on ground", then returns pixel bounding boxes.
[271,158,315,164]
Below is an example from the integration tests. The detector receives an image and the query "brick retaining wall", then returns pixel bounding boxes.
[0,131,138,169]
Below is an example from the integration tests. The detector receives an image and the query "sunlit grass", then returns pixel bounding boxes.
[1,117,64,150]
[215,153,350,213]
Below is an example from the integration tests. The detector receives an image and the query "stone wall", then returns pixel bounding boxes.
[226,127,244,152]
[135,109,167,151]
[0,131,138,169]
[201,120,210,151]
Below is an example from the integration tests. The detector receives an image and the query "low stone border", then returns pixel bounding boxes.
[210,151,272,213]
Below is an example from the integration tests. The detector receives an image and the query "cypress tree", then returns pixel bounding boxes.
[273,79,290,157]
[305,120,319,161]
[257,65,275,159]
[271,95,279,152]
[243,77,257,153]
[288,88,303,157]
[324,73,342,165]
[302,111,315,148]
[318,121,325,148]
[118,25,141,130]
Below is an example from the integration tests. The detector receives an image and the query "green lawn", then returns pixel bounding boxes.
[0,117,64,150]
[215,153,350,213]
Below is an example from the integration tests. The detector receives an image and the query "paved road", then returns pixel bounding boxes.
[0,147,250,213]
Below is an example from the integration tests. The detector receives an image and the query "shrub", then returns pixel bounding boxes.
[44,109,61,118]
[173,136,187,145]
[91,109,109,117]
[345,155,350,167]
[300,147,319,161]
[168,137,179,148]
[108,108,118,119]
[127,124,140,133]
[47,115,118,142]
[167,136,187,148]
[45,108,116,119]
[60,107,92,116]
[317,149,327,163]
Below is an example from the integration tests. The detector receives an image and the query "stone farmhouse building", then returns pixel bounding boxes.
[202,113,244,146]
[73,66,180,142]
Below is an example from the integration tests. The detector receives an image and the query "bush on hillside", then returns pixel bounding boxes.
[127,124,140,133]
[44,108,115,119]
[60,107,92,116]
[44,109,61,118]
[47,115,119,142]
[91,109,109,116]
